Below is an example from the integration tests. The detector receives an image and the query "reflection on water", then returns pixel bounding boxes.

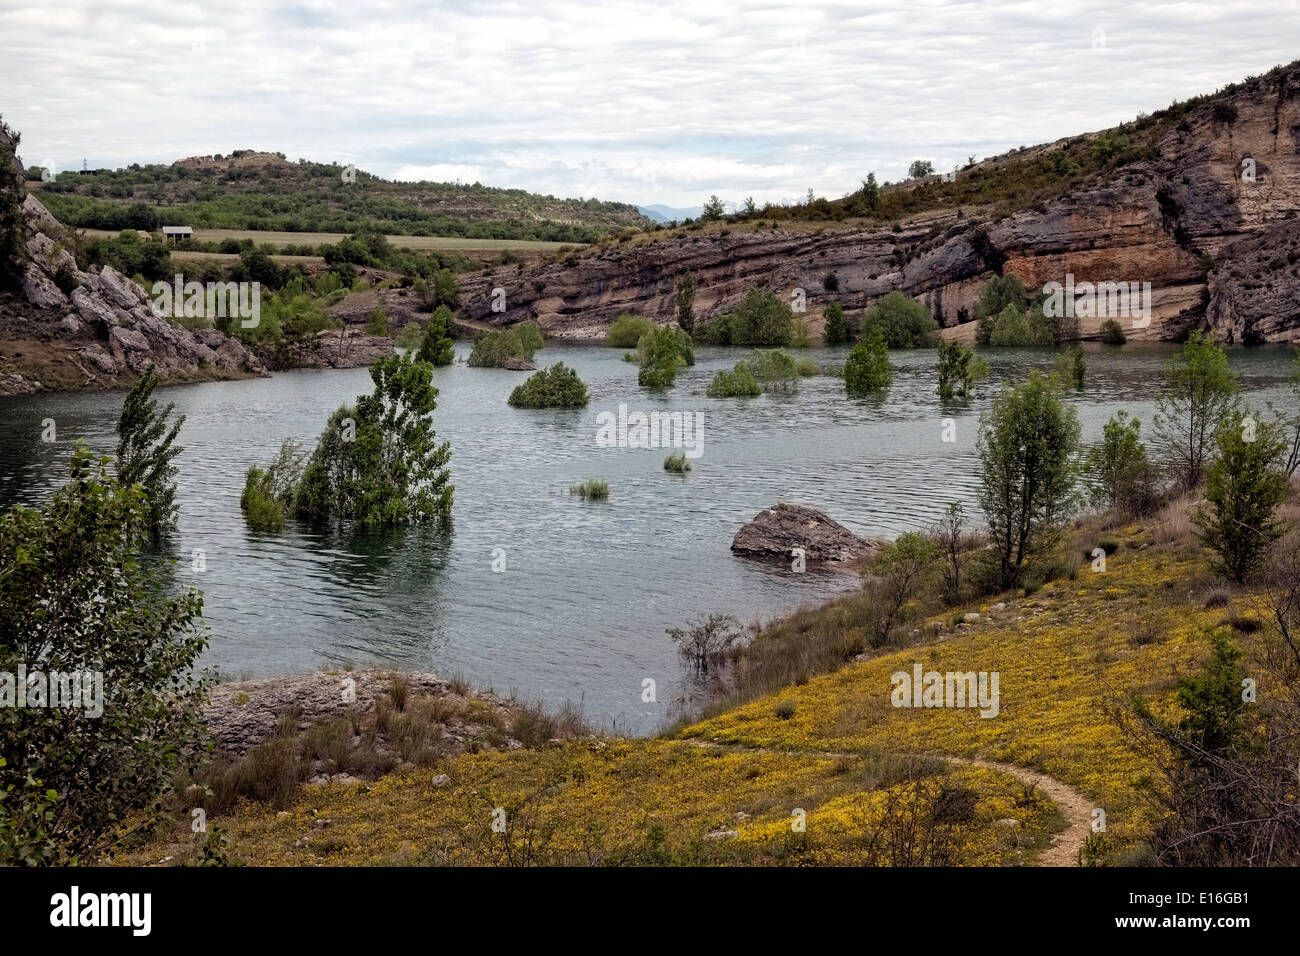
[0,341,1294,733]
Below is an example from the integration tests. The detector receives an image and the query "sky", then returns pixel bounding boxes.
[2,0,1298,209]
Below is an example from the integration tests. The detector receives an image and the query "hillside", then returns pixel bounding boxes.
[454,61,1300,344]
[29,149,652,243]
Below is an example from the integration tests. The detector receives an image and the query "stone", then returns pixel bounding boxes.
[731,502,881,565]
[21,261,66,309]
[431,774,451,788]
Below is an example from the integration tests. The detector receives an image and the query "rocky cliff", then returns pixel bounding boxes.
[0,124,265,396]
[453,64,1300,345]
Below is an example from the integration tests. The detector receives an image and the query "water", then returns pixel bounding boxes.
[1,342,1294,733]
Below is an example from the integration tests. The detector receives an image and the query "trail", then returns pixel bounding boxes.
[690,740,1095,866]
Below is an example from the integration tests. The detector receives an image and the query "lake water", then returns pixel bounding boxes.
[1,342,1294,733]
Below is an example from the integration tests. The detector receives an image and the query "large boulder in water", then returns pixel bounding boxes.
[731,502,882,566]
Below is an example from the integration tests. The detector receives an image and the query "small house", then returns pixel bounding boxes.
[161,226,194,242]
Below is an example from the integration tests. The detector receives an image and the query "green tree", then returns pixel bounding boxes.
[701,195,725,221]
[637,325,695,389]
[988,304,1036,346]
[607,314,654,348]
[0,118,26,290]
[908,160,935,179]
[1154,331,1239,492]
[416,305,456,366]
[508,362,589,408]
[700,289,796,347]
[0,446,208,864]
[706,363,763,398]
[844,328,892,394]
[1099,318,1127,345]
[432,268,461,310]
[937,340,988,401]
[860,291,937,348]
[859,173,880,213]
[115,367,185,541]
[1085,411,1158,516]
[823,300,850,345]
[295,354,454,528]
[869,531,941,645]
[1194,409,1288,583]
[974,275,1028,345]
[675,273,696,335]
[1054,344,1085,389]
[977,371,1081,587]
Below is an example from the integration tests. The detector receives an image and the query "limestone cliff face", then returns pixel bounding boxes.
[456,65,1300,344]
[0,125,265,396]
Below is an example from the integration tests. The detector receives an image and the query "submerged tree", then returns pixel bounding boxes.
[416,304,456,366]
[115,367,185,541]
[295,353,453,528]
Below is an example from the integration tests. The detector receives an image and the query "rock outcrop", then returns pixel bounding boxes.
[0,123,266,395]
[731,502,882,566]
[452,64,1300,345]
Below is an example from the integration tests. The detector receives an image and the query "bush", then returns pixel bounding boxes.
[508,362,589,408]
[416,305,456,366]
[365,306,389,337]
[667,613,745,672]
[637,325,694,389]
[607,314,653,348]
[468,322,543,368]
[988,304,1037,346]
[1054,344,1086,389]
[869,532,941,645]
[974,276,1028,345]
[1194,410,1288,583]
[936,340,988,401]
[823,300,850,344]
[698,289,797,347]
[741,349,800,393]
[664,452,691,474]
[977,371,1081,587]
[795,357,819,377]
[707,364,763,397]
[0,447,208,864]
[844,329,892,393]
[860,291,937,348]
[1099,318,1127,345]
[570,479,609,500]
[395,321,423,349]
[1085,412,1159,516]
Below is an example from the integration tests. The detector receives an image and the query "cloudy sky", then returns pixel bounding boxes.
[2,0,1298,208]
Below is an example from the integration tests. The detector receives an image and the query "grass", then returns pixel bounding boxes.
[570,479,610,500]
[663,452,691,474]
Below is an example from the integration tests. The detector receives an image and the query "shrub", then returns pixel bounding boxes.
[1099,318,1127,345]
[468,321,543,368]
[742,349,800,394]
[1194,410,1288,583]
[365,306,389,337]
[637,325,694,389]
[570,479,609,500]
[667,613,745,672]
[508,362,589,408]
[795,357,819,376]
[988,304,1036,346]
[977,371,1081,587]
[416,305,455,366]
[698,289,796,347]
[395,321,423,349]
[707,364,763,398]
[1054,344,1086,389]
[823,300,850,344]
[844,329,892,393]
[675,273,696,335]
[974,276,1028,345]
[936,340,988,401]
[868,531,941,645]
[1085,412,1159,517]
[0,447,208,863]
[860,291,937,348]
[607,314,654,348]
[664,452,691,474]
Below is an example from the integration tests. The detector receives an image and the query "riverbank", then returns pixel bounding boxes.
[109,490,1297,866]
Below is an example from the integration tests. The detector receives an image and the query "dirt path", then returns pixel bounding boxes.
[690,740,1095,866]
[942,756,1095,867]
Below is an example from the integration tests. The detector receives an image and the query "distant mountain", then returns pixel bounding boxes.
[29,150,653,243]
[637,203,704,223]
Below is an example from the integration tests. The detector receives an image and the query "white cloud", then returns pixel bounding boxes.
[1,0,1296,207]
